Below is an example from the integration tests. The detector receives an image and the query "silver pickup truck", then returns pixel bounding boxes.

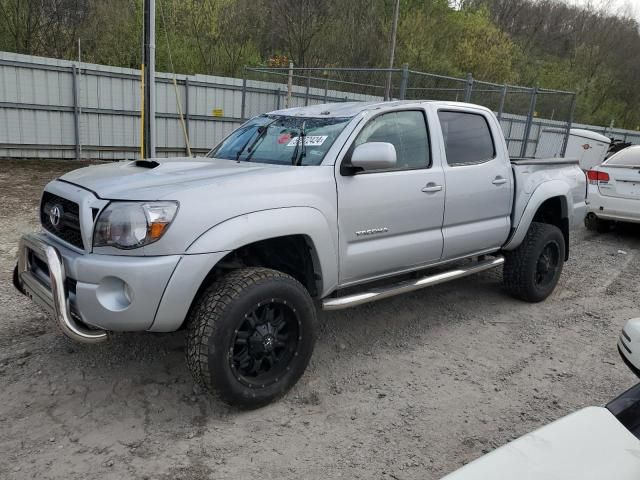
[13,101,586,407]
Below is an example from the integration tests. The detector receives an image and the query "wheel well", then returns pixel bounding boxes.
[196,235,321,299]
[532,196,570,260]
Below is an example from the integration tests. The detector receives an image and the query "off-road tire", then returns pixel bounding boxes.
[584,213,611,233]
[186,267,317,408]
[503,222,565,303]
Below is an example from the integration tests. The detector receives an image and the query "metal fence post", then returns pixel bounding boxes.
[560,93,576,158]
[184,76,190,144]
[304,74,311,106]
[71,64,81,160]
[464,73,473,103]
[275,89,281,110]
[240,69,248,120]
[324,74,329,103]
[286,62,293,108]
[399,63,409,100]
[497,84,507,121]
[606,118,615,136]
[520,86,538,158]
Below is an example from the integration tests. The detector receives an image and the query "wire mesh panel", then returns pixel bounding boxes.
[404,71,467,102]
[469,81,507,114]
[530,89,576,158]
[496,86,536,157]
[243,67,396,118]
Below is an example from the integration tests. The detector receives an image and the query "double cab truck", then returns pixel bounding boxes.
[13,101,587,407]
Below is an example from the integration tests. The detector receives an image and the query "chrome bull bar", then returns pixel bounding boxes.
[16,233,108,344]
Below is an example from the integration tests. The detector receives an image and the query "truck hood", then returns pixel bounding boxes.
[441,406,640,480]
[60,157,278,200]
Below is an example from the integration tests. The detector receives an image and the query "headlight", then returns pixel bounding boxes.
[93,201,178,249]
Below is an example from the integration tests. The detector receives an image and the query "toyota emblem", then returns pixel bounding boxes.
[49,205,63,228]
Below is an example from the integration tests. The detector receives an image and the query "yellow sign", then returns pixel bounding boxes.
[212,108,224,117]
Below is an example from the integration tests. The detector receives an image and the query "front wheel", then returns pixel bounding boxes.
[503,222,565,302]
[186,267,317,408]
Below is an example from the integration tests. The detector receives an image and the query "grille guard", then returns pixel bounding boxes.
[16,233,108,344]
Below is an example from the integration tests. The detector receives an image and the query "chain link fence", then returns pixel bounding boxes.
[3,51,639,160]
[243,65,577,158]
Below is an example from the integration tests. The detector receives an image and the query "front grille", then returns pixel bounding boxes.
[41,192,84,249]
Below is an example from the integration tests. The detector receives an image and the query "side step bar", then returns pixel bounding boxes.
[322,255,505,311]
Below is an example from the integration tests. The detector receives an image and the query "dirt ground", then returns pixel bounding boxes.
[0,159,638,480]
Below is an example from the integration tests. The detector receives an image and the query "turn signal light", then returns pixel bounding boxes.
[587,170,609,184]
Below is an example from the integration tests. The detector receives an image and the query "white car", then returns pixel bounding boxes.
[585,145,640,232]
[442,317,640,480]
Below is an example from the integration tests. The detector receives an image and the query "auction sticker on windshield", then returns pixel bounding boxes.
[287,136,328,147]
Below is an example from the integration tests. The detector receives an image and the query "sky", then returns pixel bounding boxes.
[566,0,640,22]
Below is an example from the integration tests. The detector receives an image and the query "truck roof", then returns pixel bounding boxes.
[267,100,489,118]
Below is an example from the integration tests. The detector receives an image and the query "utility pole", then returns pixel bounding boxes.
[384,0,400,101]
[142,0,156,158]
[77,38,82,160]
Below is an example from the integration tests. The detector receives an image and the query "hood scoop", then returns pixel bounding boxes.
[134,160,160,169]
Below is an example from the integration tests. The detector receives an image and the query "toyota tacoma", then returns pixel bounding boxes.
[14,101,587,407]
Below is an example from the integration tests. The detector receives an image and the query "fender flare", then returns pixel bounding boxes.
[503,180,570,251]
[186,207,339,297]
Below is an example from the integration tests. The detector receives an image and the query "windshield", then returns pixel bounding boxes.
[208,115,353,166]
[605,146,640,167]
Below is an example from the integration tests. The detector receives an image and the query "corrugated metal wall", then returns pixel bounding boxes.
[1,51,638,161]
[0,52,379,160]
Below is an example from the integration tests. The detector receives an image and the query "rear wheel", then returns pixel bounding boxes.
[503,222,565,302]
[186,267,317,408]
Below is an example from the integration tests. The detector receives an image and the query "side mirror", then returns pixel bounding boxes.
[350,142,397,171]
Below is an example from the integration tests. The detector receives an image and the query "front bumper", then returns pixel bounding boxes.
[15,232,181,341]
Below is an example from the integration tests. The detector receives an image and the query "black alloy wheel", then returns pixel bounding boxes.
[535,241,560,288]
[230,299,301,388]
[186,267,317,408]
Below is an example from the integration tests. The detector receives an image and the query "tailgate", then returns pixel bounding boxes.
[597,166,640,199]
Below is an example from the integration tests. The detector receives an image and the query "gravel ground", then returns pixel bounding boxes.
[0,159,639,480]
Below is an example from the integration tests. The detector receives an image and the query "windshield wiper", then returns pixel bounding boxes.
[291,120,307,166]
[236,118,278,162]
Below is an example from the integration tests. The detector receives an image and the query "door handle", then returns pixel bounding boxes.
[422,183,443,193]
[492,177,508,185]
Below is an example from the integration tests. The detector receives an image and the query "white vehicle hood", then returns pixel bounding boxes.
[442,407,640,480]
[59,157,278,200]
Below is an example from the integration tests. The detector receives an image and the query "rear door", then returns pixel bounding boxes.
[598,147,640,199]
[437,108,513,260]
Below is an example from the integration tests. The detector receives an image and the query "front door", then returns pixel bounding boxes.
[335,109,445,286]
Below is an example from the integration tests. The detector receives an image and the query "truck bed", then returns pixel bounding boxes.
[508,158,587,245]
[511,157,580,166]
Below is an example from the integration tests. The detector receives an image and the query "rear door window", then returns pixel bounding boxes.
[438,111,496,166]
[605,147,640,167]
